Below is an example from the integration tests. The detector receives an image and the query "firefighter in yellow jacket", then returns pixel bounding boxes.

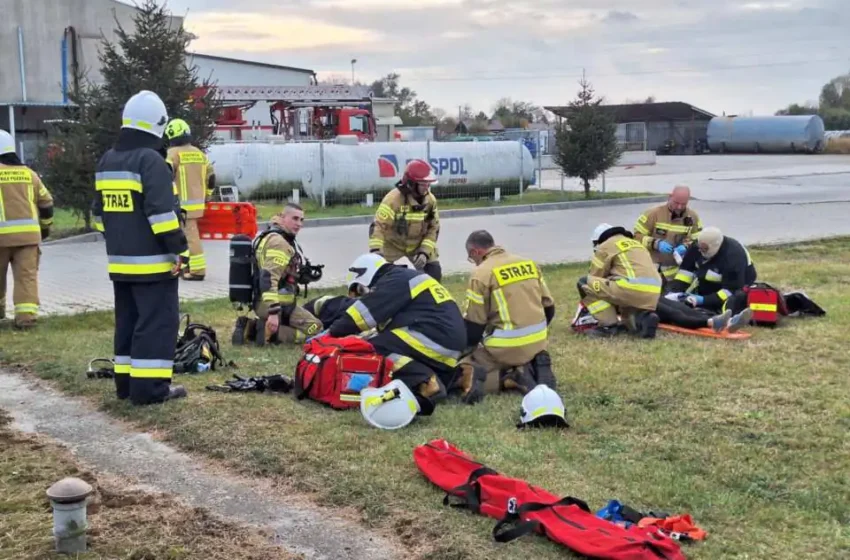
[0,129,53,329]
[633,185,702,280]
[579,223,662,339]
[459,230,557,401]
[165,118,214,280]
[250,203,323,345]
[368,159,442,281]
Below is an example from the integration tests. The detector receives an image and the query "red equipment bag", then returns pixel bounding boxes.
[414,439,686,560]
[743,282,788,326]
[294,335,394,409]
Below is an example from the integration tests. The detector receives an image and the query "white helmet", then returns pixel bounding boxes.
[517,384,569,428]
[360,379,420,430]
[592,223,613,244]
[121,90,169,138]
[0,130,15,155]
[346,253,389,292]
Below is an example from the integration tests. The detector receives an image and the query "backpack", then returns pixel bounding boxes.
[173,315,230,374]
[414,439,686,560]
[294,335,394,409]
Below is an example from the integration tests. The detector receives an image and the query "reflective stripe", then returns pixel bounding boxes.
[386,353,412,373]
[493,288,511,330]
[409,274,436,298]
[591,256,604,269]
[421,239,436,250]
[376,203,395,221]
[656,222,691,233]
[264,248,291,268]
[587,301,612,314]
[189,255,206,267]
[368,238,383,249]
[122,117,155,131]
[95,171,143,192]
[465,289,484,305]
[704,269,723,283]
[148,211,180,234]
[182,198,206,211]
[675,270,695,283]
[262,291,279,302]
[0,218,40,235]
[484,321,548,349]
[717,289,733,301]
[405,212,427,222]
[346,300,377,331]
[14,303,38,315]
[391,327,460,368]
[641,236,654,248]
[750,303,777,312]
[615,276,662,294]
[107,254,174,275]
[93,219,105,232]
[660,266,678,278]
[114,355,131,374]
[634,222,650,235]
[530,405,565,422]
[617,253,636,278]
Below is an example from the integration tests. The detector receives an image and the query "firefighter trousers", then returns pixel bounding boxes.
[368,331,450,416]
[184,218,206,277]
[704,290,749,316]
[113,279,179,405]
[272,305,323,344]
[0,245,39,325]
[656,298,714,329]
[580,275,660,328]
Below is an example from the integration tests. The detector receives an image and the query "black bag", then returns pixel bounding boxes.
[173,315,232,374]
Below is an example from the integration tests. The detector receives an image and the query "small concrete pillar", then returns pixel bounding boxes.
[46,477,94,554]
[494,187,501,202]
[366,193,374,207]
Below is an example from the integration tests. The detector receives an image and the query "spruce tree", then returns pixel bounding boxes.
[37,0,221,231]
[553,77,621,198]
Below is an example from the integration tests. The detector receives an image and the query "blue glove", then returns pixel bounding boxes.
[685,295,704,307]
[657,240,674,254]
[674,244,688,257]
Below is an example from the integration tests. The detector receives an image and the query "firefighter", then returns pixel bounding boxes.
[368,159,442,281]
[666,226,756,320]
[0,129,54,329]
[633,185,702,281]
[92,90,190,405]
[164,118,214,280]
[460,230,557,398]
[324,253,467,415]
[250,203,323,345]
[579,223,662,339]
[303,294,356,329]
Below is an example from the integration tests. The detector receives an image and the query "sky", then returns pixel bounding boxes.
[157,0,850,117]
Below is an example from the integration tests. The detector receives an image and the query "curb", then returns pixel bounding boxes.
[47,195,665,245]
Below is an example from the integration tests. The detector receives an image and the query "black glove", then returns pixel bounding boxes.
[41,228,50,240]
[206,374,293,393]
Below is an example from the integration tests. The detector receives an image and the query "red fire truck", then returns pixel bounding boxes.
[191,84,378,142]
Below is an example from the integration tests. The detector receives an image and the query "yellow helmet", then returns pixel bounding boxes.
[164,118,191,140]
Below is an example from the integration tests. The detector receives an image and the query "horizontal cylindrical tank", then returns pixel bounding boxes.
[207,141,535,200]
[707,115,826,154]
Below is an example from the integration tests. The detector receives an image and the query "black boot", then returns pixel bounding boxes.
[232,316,248,346]
[166,385,188,400]
[586,324,625,338]
[499,365,537,395]
[448,364,487,405]
[635,311,659,339]
[530,351,556,390]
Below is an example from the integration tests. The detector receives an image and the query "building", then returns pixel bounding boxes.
[544,102,716,154]
[1,0,321,155]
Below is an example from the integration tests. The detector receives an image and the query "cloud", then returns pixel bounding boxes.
[603,10,639,23]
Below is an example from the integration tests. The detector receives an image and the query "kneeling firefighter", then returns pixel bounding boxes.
[323,253,467,415]
[229,203,324,345]
[578,223,662,339]
[460,230,557,399]
[368,159,442,280]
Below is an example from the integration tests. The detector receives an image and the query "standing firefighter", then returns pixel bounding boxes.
[578,223,662,339]
[634,185,702,280]
[0,129,53,328]
[165,118,214,280]
[369,159,442,280]
[461,230,557,399]
[92,90,190,405]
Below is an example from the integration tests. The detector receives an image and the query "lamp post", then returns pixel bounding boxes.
[351,58,357,85]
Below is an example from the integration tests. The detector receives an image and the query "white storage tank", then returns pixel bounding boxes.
[707,115,826,154]
[208,141,535,200]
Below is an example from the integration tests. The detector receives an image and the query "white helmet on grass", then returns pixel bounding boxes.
[360,379,420,430]
[517,384,569,428]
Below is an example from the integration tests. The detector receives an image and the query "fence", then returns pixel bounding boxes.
[616,122,648,152]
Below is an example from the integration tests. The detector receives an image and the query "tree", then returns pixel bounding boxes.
[492,97,541,128]
[37,0,221,230]
[553,77,621,198]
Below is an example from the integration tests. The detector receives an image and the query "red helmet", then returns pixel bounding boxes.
[402,159,437,185]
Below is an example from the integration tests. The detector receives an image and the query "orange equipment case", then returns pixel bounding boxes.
[197,202,258,240]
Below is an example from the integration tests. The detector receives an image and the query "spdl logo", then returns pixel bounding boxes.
[377,155,468,178]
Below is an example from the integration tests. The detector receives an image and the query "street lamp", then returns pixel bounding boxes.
[351,58,357,85]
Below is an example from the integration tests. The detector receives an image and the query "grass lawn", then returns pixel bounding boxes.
[2,238,850,559]
[0,411,295,560]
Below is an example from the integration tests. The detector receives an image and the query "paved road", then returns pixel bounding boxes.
[7,196,850,317]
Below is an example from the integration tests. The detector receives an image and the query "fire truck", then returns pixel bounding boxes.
[192,84,378,142]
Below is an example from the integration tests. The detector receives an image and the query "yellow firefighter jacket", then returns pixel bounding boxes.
[166,145,214,219]
[589,234,662,311]
[0,163,54,247]
[369,187,440,261]
[464,246,554,366]
[253,215,302,319]
[633,203,702,269]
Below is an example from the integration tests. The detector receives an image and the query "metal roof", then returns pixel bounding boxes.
[0,101,73,107]
[544,102,716,123]
[187,52,315,75]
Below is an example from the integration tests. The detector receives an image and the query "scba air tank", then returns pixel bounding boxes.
[229,234,254,309]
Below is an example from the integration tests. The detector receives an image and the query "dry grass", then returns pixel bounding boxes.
[823,137,850,154]
[2,238,850,559]
[0,411,298,560]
